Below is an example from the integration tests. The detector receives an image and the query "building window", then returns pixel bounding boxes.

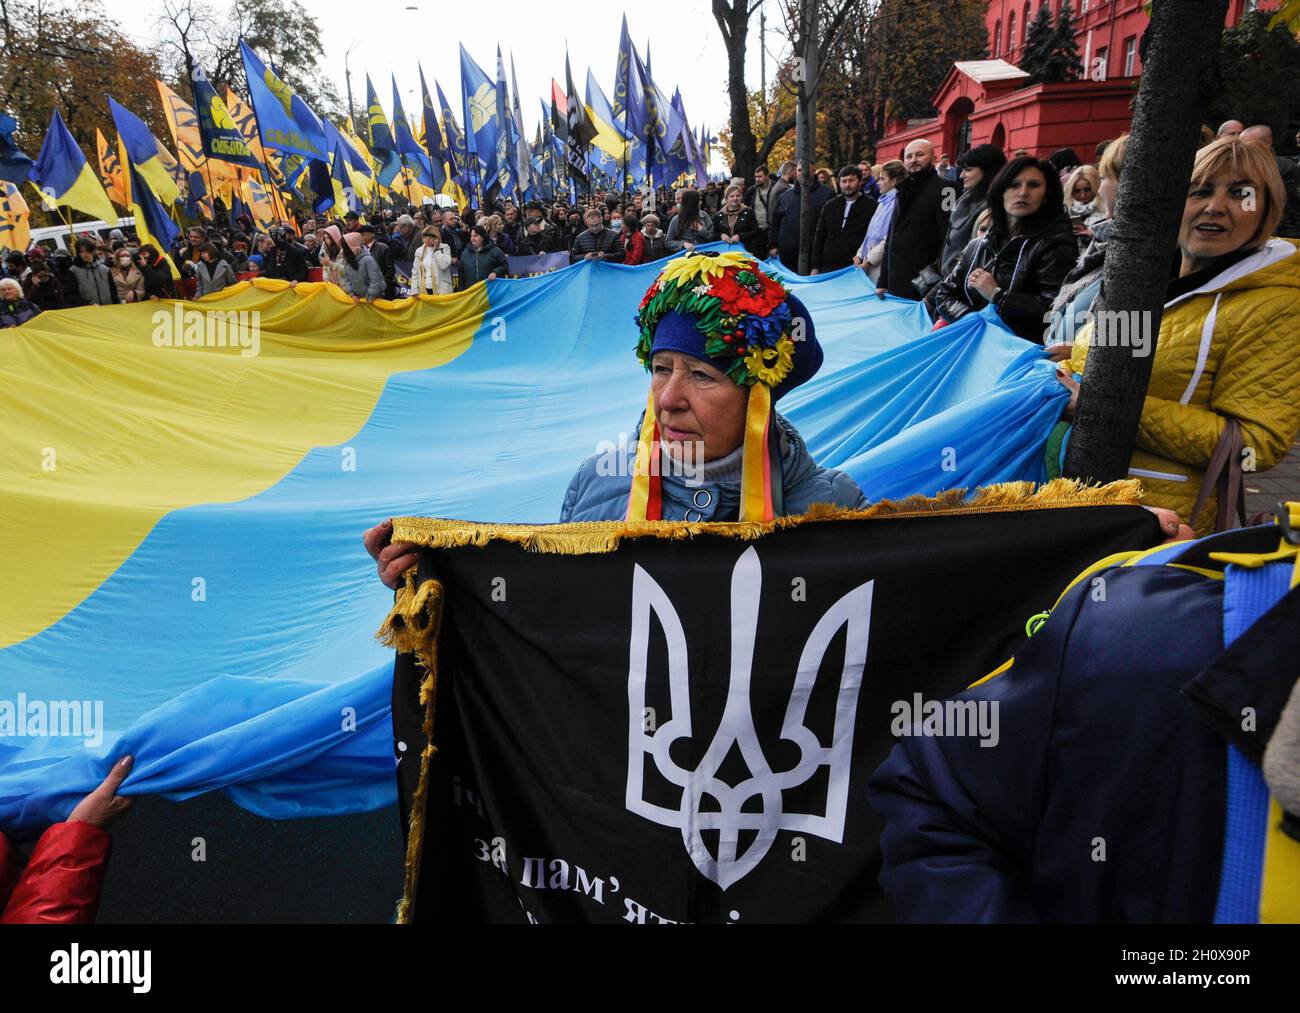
[1008,11,1016,51]
[1081,0,1089,11]
[1024,2,1032,46]
[1095,46,1108,79]
[993,19,1002,56]
[1123,35,1137,76]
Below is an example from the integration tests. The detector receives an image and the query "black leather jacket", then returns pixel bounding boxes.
[938,188,988,277]
[930,212,1078,343]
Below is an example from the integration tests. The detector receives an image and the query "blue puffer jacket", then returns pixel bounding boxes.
[867,525,1300,923]
[560,412,867,522]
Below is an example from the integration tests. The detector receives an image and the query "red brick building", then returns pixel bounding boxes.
[878,0,1278,162]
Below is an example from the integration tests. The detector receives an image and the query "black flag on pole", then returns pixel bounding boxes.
[385,489,1159,923]
[563,50,595,186]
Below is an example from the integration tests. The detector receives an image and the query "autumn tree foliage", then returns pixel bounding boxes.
[797,0,988,167]
[0,0,169,154]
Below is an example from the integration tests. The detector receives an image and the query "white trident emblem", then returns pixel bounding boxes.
[625,546,873,889]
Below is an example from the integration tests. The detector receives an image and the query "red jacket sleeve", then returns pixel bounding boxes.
[1,822,111,924]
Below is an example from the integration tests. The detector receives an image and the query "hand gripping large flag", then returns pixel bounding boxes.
[30,109,119,223]
[0,252,1154,840]
[124,159,181,279]
[459,44,500,192]
[418,66,450,193]
[108,98,181,207]
[0,181,30,251]
[191,65,262,171]
[0,113,34,186]
[94,127,126,207]
[239,39,328,162]
[385,498,1160,923]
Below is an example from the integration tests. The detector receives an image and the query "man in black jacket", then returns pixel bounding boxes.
[261,227,311,283]
[812,165,877,274]
[569,207,624,263]
[358,224,396,297]
[878,141,956,300]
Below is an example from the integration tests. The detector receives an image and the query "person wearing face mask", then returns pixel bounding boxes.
[1055,138,1300,533]
[929,156,1077,342]
[109,248,146,304]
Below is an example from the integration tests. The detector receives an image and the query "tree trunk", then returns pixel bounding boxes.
[713,0,758,182]
[1063,0,1229,486]
[797,0,820,276]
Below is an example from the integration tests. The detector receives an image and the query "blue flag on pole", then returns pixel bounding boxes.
[459,44,500,193]
[0,114,34,187]
[392,76,436,190]
[190,65,263,171]
[436,79,468,188]
[239,40,327,162]
[418,66,449,192]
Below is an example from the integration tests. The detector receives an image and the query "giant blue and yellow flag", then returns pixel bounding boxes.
[30,109,119,224]
[108,98,181,207]
[239,39,328,162]
[0,243,1088,836]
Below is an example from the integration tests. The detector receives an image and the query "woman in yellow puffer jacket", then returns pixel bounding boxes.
[1058,138,1300,533]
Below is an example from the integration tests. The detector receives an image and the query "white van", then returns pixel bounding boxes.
[26,216,137,254]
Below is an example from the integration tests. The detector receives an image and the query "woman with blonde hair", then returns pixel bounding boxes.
[483,214,517,255]
[1063,164,1103,253]
[410,226,453,295]
[1056,137,1300,533]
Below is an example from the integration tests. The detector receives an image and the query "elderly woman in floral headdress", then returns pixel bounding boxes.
[559,251,867,523]
[365,252,867,585]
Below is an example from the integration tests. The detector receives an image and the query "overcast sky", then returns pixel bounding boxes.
[130,0,789,171]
